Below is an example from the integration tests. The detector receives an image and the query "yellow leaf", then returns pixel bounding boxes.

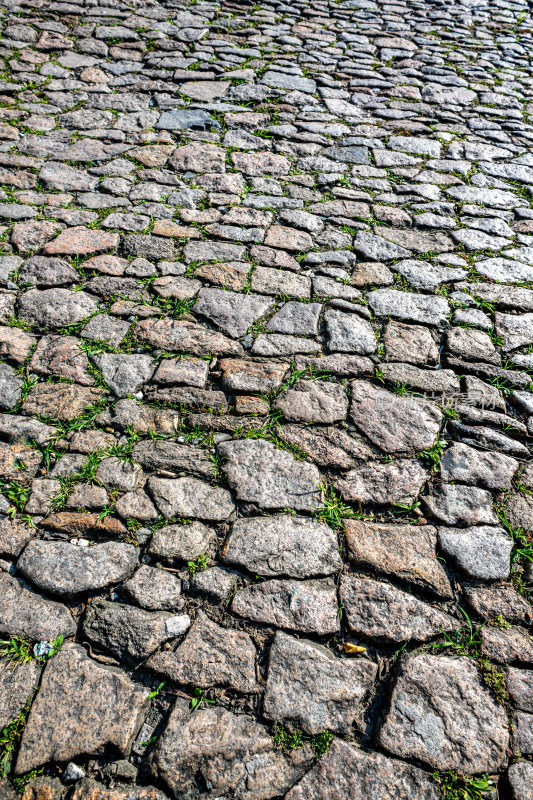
[344,642,366,655]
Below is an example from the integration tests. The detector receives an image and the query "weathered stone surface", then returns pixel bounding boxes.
[150,698,312,799]
[18,288,97,329]
[264,631,376,735]
[285,739,439,800]
[82,598,184,661]
[378,654,509,772]
[349,381,441,454]
[195,289,274,339]
[43,227,119,256]
[367,289,449,326]
[440,443,519,489]
[480,626,533,665]
[134,319,243,357]
[21,383,104,421]
[344,520,452,597]
[0,573,76,641]
[95,354,154,396]
[340,575,457,644]
[0,659,41,731]
[70,780,168,800]
[464,585,533,626]
[508,668,533,712]
[278,424,374,469]
[16,643,148,774]
[0,517,35,559]
[219,358,288,393]
[147,610,257,692]
[148,522,216,563]
[438,526,512,581]
[222,515,341,579]
[219,439,322,511]
[324,310,377,355]
[147,476,234,521]
[274,380,348,424]
[133,440,214,479]
[30,335,93,385]
[336,459,428,505]
[425,485,498,527]
[17,540,139,597]
[232,579,339,635]
[40,512,126,538]
[508,761,533,800]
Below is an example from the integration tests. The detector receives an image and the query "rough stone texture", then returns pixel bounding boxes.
[349,382,442,454]
[150,698,313,799]
[17,540,139,597]
[0,659,41,731]
[340,575,458,643]
[378,654,509,772]
[344,520,452,597]
[232,579,339,636]
[263,631,377,735]
[508,761,533,800]
[219,440,322,511]
[147,610,257,693]
[285,739,439,800]
[2,0,533,789]
[16,643,148,774]
[222,515,341,578]
[0,573,76,641]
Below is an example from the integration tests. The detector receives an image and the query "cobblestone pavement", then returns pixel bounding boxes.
[0,0,533,797]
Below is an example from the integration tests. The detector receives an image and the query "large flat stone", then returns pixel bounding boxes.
[16,643,148,774]
[377,654,509,772]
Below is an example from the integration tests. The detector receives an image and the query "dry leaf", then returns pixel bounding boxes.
[344,642,366,655]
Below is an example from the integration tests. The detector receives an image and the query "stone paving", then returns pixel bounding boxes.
[0,0,532,797]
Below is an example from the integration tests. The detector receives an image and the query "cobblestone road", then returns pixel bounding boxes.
[0,0,532,797]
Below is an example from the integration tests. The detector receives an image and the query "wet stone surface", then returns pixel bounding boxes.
[0,0,532,795]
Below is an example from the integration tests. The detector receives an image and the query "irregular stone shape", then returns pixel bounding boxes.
[147,477,234,521]
[285,739,439,800]
[278,424,374,470]
[150,698,312,799]
[508,668,533,712]
[232,579,339,636]
[95,457,144,493]
[95,354,154,396]
[148,522,216,563]
[152,356,208,388]
[274,380,348,424]
[194,289,274,339]
[0,573,76,641]
[30,335,93,385]
[219,358,289,393]
[39,161,98,192]
[134,319,243,357]
[349,381,441,454]
[17,540,139,598]
[71,780,168,800]
[425,485,498,527]
[344,520,452,598]
[505,494,533,534]
[17,288,97,329]
[336,459,428,505]
[0,441,42,484]
[480,626,533,665]
[121,565,182,612]
[0,326,36,364]
[106,399,179,436]
[222,515,341,579]
[367,289,449,326]
[384,321,439,365]
[191,566,238,604]
[0,659,41,731]
[0,363,23,410]
[340,575,458,644]
[21,383,104,422]
[144,386,228,413]
[231,152,290,176]
[438,526,512,581]
[43,227,119,256]
[440,443,519,490]
[379,363,459,394]
[82,599,183,661]
[156,108,218,131]
[264,631,376,735]
[132,440,214,480]
[218,439,321,512]
[354,232,411,261]
[446,327,500,365]
[0,517,35,559]
[324,309,376,355]
[147,610,257,693]
[15,643,148,774]
[508,761,533,800]
[377,654,509,773]
[40,512,126,539]
[267,303,321,337]
[464,585,533,626]
[169,143,225,174]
